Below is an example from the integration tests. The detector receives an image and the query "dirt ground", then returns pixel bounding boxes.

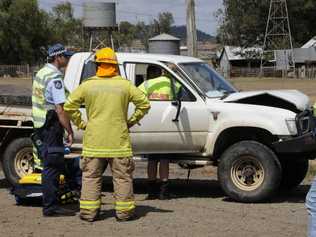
[0,77,315,237]
[0,163,310,237]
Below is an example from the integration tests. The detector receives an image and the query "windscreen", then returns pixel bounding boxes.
[179,63,237,98]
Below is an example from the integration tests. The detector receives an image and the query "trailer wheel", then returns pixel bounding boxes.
[279,159,309,190]
[2,137,33,185]
[218,140,282,202]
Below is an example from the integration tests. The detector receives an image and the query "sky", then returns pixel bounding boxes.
[38,0,223,36]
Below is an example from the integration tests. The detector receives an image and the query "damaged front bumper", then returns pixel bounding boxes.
[273,110,316,156]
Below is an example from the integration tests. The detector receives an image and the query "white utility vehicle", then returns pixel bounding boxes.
[1,52,315,202]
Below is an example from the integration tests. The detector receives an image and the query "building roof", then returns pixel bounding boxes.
[294,48,316,63]
[149,33,180,41]
[220,46,262,61]
[301,37,316,48]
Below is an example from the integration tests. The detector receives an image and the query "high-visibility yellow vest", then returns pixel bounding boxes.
[32,64,62,168]
[32,64,62,128]
[138,76,181,100]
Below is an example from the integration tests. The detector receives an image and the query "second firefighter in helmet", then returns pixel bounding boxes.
[64,47,150,222]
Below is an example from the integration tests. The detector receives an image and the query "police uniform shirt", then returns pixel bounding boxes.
[44,63,66,105]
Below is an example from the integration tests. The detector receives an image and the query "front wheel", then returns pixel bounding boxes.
[279,159,309,190]
[2,137,34,185]
[218,141,282,203]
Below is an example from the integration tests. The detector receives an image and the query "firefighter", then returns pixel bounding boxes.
[64,48,150,222]
[32,43,75,217]
[138,65,181,200]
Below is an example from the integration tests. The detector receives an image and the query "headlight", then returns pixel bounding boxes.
[285,119,297,135]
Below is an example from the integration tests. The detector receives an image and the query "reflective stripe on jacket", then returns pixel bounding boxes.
[138,76,181,100]
[64,76,151,158]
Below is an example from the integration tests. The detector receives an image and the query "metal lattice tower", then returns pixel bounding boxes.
[260,0,295,76]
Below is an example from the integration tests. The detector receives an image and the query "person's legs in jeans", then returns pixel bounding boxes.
[147,159,159,199]
[306,176,316,236]
[158,159,170,199]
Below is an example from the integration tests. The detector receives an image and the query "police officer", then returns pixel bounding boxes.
[32,43,75,217]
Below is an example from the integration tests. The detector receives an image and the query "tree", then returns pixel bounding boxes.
[135,21,152,50]
[216,0,316,47]
[157,12,174,34]
[0,0,51,64]
[134,12,175,50]
[113,21,137,48]
[48,2,82,48]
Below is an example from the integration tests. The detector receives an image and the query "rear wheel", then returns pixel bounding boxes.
[2,137,33,185]
[279,159,309,190]
[218,140,282,202]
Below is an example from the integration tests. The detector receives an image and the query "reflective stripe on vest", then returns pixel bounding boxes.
[32,65,62,128]
[115,201,135,212]
[144,76,180,100]
[33,145,42,170]
[80,199,101,210]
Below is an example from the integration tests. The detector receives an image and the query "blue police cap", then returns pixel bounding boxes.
[47,43,75,57]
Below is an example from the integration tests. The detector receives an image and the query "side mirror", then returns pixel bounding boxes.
[170,78,182,122]
[172,99,182,122]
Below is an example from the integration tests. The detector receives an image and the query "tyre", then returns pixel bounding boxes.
[218,140,282,203]
[2,137,34,186]
[279,159,309,190]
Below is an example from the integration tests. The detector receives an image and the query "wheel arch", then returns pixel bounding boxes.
[0,128,33,162]
[213,127,279,161]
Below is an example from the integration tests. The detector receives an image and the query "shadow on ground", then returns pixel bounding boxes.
[98,205,173,221]
[0,176,311,205]
[102,176,311,204]
[0,178,10,189]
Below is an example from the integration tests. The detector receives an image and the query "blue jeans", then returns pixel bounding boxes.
[306,176,316,237]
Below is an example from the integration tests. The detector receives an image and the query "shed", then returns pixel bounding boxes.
[301,36,316,48]
[219,46,262,78]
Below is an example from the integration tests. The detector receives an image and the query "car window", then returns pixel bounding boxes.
[80,60,96,84]
[124,63,196,102]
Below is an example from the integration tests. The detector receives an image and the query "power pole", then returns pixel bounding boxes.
[186,0,197,57]
[260,0,295,77]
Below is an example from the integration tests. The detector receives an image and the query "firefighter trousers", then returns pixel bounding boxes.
[80,157,135,220]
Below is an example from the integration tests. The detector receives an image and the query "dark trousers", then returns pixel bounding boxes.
[42,153,64,214]
[38,110,65,214]
[64,157,82,191]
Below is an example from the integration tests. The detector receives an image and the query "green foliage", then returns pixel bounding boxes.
[0,3,176,64]
[0,0,51,64]
[114,12,175,51]
[0,0,82,64]
[217,0,316,47]
[113,21,137,48]
[157,12,174,34]
[48,2,82,47]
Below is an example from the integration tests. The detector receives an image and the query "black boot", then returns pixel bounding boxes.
[146,180,158,200]
[159,181,170,200]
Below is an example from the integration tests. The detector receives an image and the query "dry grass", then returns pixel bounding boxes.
[230,77,316,102]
